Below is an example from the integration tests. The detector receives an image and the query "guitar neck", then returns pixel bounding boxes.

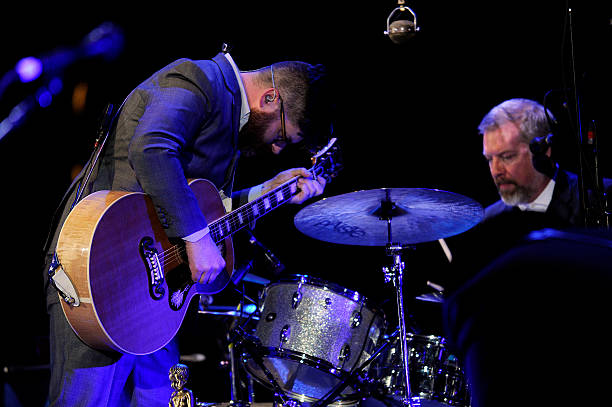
[206,137,340,244]
[208,177,300,244]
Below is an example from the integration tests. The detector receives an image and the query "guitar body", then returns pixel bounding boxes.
[56,179,234,355]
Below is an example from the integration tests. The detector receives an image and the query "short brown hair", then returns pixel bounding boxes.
[478,98,554,143]
[258,61,333,150]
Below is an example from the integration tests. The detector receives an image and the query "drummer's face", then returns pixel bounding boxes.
[483,122,549,205]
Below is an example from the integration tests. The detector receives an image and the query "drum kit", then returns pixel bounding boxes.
[175,187,483,407]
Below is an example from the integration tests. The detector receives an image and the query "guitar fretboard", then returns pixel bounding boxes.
[208,179,298,243]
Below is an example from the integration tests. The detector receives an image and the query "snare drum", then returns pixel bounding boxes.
[369,333,470,407]
[244,275,386,403]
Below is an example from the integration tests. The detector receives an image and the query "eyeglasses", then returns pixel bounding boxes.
[271,65,288,147]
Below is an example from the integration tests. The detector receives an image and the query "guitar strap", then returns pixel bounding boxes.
[219,150,240,212]
[45,100,124,305]
[46,81,241,303]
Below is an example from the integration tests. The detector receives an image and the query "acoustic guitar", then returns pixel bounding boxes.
[55,139,340,355]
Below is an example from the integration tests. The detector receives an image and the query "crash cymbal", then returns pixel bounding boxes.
[294,188,483,246]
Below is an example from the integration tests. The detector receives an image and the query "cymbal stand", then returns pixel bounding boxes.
[378,190,418,406]
[382,244,419,407]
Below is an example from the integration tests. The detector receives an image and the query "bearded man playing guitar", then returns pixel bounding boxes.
[42,46,335,407]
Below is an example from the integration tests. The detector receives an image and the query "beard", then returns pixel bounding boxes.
[495,178,535,206]
[238,109,277,157]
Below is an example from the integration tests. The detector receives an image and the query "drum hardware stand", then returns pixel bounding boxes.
[228,332,255,407]
[230,324,301,407]
[223,303,259,407]
[376,189,418,407]
[381,244,420,407]
[311,329,400,407]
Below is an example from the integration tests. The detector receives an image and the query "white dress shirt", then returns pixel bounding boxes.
[517,178,556,213]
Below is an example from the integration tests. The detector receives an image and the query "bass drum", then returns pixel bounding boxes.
[368,333,471,407]
[244,275,386,404]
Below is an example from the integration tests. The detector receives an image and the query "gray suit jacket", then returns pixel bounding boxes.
[93,53,242,238]
[44,53,242,305]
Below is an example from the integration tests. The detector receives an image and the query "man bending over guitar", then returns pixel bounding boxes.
[43,45,334,406]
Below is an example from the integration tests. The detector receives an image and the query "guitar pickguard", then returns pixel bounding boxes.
[165,266,192,311]
[163,240,228,311]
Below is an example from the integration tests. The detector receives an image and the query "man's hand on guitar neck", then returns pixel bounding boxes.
[185,167,325,285]
[262,167,327,204]
[185,233,226,284]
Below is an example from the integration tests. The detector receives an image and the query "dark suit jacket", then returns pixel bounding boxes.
[44,53,243,305]
[483,169,582,227]
[441,169,611,294]
[441,171,612,407]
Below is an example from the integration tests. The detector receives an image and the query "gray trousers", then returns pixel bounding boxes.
[47,302,179,406]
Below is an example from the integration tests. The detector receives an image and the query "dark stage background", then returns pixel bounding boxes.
[1,1,611,405]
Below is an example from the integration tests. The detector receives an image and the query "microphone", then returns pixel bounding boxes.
[14,22,124,83]
[247,230,285,274]
[384,0,419,45]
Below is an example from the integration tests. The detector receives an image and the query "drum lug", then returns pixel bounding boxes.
[279,325,291,347]
[351,310,363,328]
[257,290,267,314]
[283,399,302,407]
[292,291,302,309]
[337,343,351,368]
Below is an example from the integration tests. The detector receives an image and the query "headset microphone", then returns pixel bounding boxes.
[384,0,420,45]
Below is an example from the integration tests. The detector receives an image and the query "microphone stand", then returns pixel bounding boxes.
[566,7,610,228]
[0,77,63,142]
[583,120,610,227]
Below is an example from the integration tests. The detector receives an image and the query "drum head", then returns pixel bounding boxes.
[245,349,358,401]
[245,275,386,402]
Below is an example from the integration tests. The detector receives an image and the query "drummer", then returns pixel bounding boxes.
[441,98,612,291]
[442,98,612,406]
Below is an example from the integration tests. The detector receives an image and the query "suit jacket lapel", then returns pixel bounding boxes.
[548,170,582,226]
[211,53,242,196]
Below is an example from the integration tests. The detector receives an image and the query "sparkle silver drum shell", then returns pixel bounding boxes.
[369,333,471,407]
[245,275,386,402]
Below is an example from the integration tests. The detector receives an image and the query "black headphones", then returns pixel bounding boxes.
[529,133,554,155]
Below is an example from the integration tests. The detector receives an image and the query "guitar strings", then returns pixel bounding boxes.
[156,181,298,268]
[154,161,331,270]
[208,182,297,240]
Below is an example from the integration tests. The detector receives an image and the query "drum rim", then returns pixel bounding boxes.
[246,346,352,377]
[263,274,385,315]
[244,346,362,401]
[406,332,447,345]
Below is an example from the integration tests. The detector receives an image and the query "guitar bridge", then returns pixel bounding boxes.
[139,237,165,300]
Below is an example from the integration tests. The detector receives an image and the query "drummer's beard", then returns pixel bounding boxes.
[495,178,535,206]
[238,109,277,158]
